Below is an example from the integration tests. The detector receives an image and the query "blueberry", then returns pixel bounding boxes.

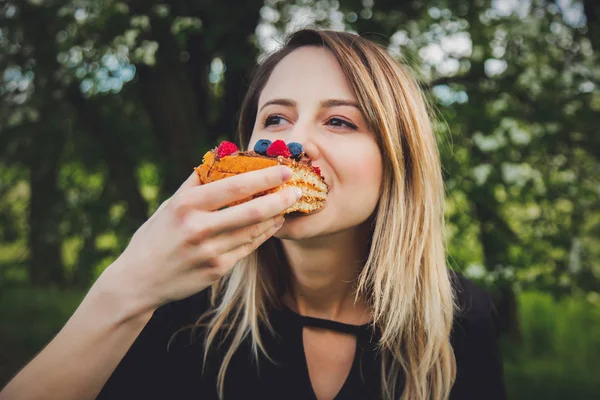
[287,142,304,160]
[253,139,272,155]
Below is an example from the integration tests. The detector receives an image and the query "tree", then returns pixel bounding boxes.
[0,0,264,285]
[0,1,597,344]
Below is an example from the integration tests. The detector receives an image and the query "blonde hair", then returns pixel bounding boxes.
[200,29,457,399]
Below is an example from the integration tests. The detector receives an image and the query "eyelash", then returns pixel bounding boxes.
[262,115,285,127]
[262,115,358,130]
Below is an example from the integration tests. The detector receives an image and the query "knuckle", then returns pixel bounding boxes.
[202,255,220,271]
[226,181,248,199]
[243,236,263,254]
[195,222,212,242]
[205,257,234,280]
[251,230,270,248]
[204,262,223,280]
[248,223,264,241]
[258,229,272,244]
[247,206,266,222]
[181,214,211,244]
[200,242,220,262]
[180,216,198,241]
[169,195,189,221]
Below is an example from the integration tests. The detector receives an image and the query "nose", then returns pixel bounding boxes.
[286,122,320,161]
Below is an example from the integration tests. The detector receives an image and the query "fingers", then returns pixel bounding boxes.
[198,218,283,277]
[206,186,301,234]
[195,215,284,263]
[177,184,297,245]
[179,186,299,244]
[188,165,294,211]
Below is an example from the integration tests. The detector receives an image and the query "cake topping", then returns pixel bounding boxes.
[312,166,322,176]
[253,139,272,155]
[217,141,239,158]
[287,142,304,161]
[266,139,292,158]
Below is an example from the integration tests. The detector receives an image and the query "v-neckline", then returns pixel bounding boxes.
[281,304,372,332]
[281,306,371,400]
[299,328,361,400]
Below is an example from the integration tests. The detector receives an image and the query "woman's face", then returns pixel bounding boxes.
[249,46,383,241]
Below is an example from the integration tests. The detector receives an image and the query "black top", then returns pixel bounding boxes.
[98,273,506,399]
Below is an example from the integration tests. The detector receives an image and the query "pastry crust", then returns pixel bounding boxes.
[194,149,328,214]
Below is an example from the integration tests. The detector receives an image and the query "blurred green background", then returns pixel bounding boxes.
[0,0,599,398]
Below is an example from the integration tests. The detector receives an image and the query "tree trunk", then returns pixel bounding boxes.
[28,128,65,286]
[472,193,522,342]
[583,0,600,51]
[66,86,149,229]
[20,2,66,286]
[205,1,263,143]
[137,63,200,196]
[135,15,202,197]
[494,285,521,342]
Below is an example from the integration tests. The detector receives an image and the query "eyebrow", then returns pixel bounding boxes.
[320,99,360,109]
[259,98,360,112]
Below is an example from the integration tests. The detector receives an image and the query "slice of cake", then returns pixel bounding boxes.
[194,140,329,214]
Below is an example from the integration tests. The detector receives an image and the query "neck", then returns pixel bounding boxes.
[280,227,371,325]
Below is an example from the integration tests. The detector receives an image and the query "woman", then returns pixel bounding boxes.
[1,29,505,400]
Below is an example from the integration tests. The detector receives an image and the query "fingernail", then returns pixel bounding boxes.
[294,188,303,199]
[280,166,293,181]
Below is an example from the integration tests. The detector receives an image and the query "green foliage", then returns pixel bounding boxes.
[0,286,85,386]
[0,0,598,394]
[0,0,597,292]
[503,291,600,399]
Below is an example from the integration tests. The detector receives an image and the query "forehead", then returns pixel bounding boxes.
[258,46,357,106]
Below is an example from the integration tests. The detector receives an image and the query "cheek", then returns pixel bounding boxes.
[336,150,383,196]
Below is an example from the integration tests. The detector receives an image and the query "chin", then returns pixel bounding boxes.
[275,208,331,241]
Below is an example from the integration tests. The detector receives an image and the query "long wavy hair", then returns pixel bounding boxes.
[199,29,457,399]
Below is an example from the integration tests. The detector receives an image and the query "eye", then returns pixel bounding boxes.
[326,117,358,130]
[263,115,288,127]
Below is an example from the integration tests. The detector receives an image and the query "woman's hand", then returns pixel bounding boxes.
[0,165,299,400]
[102,165,300,315]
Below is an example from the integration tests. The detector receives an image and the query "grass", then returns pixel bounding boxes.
[1,286,599,398]
[0,284,86,386]
[503,291,600,399]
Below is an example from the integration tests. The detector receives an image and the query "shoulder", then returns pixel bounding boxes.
[450,271,496,321]
[448,271,507,400]
[448,270,498,348]
[156,287,213,328]
[98,288,213,399]
[448,270,499,363]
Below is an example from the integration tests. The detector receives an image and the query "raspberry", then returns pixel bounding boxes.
[217,141,239,158]
[312,166,322,176]
[266,140,292,158]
